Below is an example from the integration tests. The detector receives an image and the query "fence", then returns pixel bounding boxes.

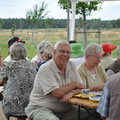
[75,29,101,46]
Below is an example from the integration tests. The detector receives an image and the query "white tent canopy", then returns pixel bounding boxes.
[69,0,120,41]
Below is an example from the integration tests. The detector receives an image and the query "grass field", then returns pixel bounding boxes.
[0,28,120,61]
[0,28,120,120]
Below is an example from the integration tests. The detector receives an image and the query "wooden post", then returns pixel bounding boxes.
[67,0,70,42]
[98,29,101,44]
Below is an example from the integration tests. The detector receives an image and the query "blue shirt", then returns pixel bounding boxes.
[96,81,110,118]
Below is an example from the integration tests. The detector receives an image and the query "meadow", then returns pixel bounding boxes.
[0,28,120,61]
[0,28,120,120]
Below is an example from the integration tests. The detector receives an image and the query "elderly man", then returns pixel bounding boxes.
[25,40,90,120]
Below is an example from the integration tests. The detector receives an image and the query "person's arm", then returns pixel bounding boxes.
[59,88,83,102]
[90,83,105,91]
[96,82,110,119]
[0,80,4,86]
[0,62,8,86]
[52,82,85,98]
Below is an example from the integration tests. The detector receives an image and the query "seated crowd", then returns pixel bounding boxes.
[0,36,119,120]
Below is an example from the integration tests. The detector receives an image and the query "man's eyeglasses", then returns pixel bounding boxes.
[57,49,71,55]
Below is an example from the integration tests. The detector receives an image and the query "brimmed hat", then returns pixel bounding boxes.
[70,42,84,58]
[8,37,25,48]
[101,43,117,54]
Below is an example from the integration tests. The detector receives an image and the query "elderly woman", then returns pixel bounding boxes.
[0,43,36,120]
[31,40,52,68]
[36,44,53,72]
[78,43,108,91]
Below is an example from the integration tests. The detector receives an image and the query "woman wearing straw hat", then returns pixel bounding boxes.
[100,42,117,69]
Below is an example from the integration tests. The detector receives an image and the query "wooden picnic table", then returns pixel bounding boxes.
[69,97,101,120]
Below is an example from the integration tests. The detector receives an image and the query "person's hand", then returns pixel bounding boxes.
[60,92,73,103]
[75,82,86,89]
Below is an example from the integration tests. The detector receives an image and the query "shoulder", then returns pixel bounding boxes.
[68,60,76,68]
[31,55,38,62]
[77,63,85,72]
[3,61,14,68]
[4,55,11,62]
[97,64,104,70]
[108,72,120,91]
[38,59,54,73]
[109,72,120,83]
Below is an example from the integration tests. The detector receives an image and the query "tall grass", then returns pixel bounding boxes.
[0,29,120,61]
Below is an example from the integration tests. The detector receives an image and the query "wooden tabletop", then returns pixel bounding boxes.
[69,97,99,109]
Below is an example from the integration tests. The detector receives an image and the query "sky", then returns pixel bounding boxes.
[0,0,120,20]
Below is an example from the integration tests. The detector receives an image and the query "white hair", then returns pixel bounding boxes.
[10,42,27,60]
[37,40,52,53]
[42,45,53,61]
[85,43,103,58]
[54,40,71,50]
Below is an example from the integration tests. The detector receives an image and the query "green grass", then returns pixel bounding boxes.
[0,29,120,61]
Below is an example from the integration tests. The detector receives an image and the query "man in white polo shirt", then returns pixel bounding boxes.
[25,40,90,120]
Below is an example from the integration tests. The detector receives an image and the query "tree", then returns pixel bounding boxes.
[45,18,53,29]
[11,24,16,37]
[26,1,48,28]
[58,0,102,47]
[0,19,5,30]
[26,1,48,44]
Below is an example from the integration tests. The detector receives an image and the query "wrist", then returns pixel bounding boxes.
[72,90,76,95]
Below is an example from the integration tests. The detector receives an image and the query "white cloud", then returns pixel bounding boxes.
[87,1,120,20]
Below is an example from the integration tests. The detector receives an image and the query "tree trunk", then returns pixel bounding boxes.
[83,8,87,48]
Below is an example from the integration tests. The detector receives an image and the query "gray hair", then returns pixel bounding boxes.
[42,45,53,61]
[10,42,27,60]
[117,45,120,58]
[54,40,71,50]
[85,43,103,58]
[37,40,52,53]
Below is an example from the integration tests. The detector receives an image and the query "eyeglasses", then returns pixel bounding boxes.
[92,55,102,60]
[57,49,71,55]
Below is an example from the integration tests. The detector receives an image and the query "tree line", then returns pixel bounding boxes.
[0,18,120,29]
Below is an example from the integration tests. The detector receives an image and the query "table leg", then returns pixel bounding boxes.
[78,106,80,120]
